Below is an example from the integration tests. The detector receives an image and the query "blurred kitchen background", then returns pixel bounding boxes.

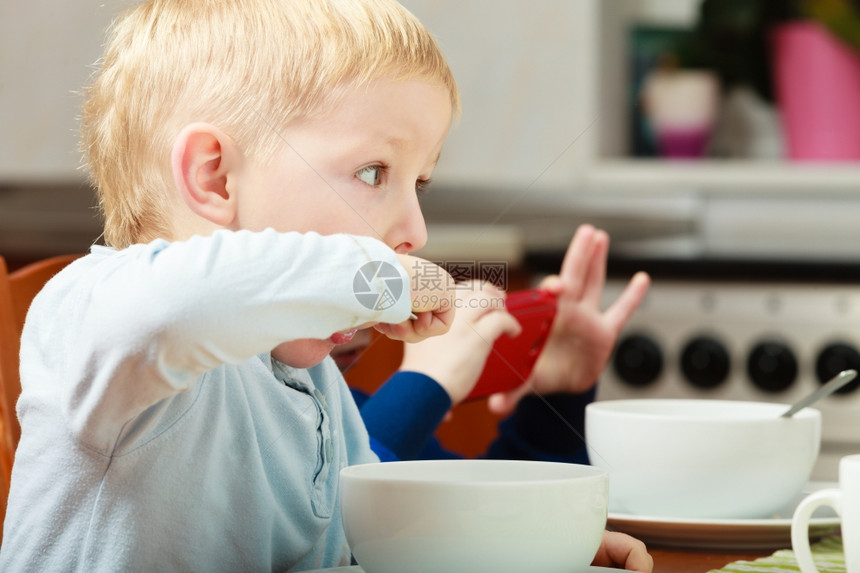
[5,0,860,477]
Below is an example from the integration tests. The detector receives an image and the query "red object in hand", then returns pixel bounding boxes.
[465,288,558,401]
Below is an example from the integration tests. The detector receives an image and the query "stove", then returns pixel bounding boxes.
[599,278,860,481]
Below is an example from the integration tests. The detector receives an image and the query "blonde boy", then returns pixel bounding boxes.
[1,0,456,570]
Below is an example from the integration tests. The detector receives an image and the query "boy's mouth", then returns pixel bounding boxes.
[329,329,358,345]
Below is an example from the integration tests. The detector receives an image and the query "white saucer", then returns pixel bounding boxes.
[607,482,841,550]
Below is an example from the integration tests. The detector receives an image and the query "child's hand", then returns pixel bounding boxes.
[399,280,521,404]
[488,225,650,414]
[591,531,653,572]
[373,255,457,343]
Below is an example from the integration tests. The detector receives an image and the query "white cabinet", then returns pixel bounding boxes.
[0,1,132,182]
[407,0,860,198]
[400,0,597,193]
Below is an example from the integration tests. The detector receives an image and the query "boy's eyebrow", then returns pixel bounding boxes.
[384,135,408,148]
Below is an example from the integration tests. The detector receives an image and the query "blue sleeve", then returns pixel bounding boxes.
[367,436,399,462]
[353,371,452,461]
[486,387,595,464]
[351,375,595,464]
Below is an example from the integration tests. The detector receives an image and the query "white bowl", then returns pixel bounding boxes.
[339,459,608,573]
[585,399,821,519]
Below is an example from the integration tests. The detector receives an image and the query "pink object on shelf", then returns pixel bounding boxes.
[640,69,719,160]
[657,127,712,159]
[772,22,860,161]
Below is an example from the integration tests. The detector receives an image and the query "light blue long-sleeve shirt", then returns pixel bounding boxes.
[0,229,410,572]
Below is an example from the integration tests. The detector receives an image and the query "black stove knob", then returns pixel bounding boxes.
[612,333,663,387]
[747,340,798,393]
[816,343,860,394]
[680,335,730,389]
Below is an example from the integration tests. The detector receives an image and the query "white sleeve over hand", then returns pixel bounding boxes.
[20,229,411,445]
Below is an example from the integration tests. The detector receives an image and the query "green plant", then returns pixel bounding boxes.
[687,0,860,102]
[804,0,860,53]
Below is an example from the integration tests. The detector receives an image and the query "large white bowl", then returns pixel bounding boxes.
[339,459,608,573]
[585,399,821,519]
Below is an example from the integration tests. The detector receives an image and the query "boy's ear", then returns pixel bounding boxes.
[171,123,242,227]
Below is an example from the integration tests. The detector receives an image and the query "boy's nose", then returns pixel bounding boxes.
[389,194,427,254]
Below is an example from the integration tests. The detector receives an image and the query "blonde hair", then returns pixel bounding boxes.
[80,0,460,248]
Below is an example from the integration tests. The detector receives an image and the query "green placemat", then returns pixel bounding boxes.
[710,535,845,573]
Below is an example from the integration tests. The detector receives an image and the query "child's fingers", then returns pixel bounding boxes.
[591,531,653,573]
[486,382,532,415]
[602,271,650,331]
[372,321,422,343]
[373,305,455,343]
[410,291,455,314]
[536,274,563,294]
[453,282,507,325]
[418,306,456,336]
[397,255,457,314]
[582,229,610,306]
[471,306,521,343]
[557,224,597,299]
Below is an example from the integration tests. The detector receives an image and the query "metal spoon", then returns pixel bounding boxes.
[780,369,857,418]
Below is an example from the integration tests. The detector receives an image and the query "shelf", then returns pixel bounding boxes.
[586,160,860,195]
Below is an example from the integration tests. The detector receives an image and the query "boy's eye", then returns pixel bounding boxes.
[356,165,383,186]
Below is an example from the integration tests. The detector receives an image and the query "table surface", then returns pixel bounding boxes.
[650,546,771,573]
[304,547,791,573]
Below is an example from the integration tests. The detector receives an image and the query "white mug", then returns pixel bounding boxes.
[791,453,860,572]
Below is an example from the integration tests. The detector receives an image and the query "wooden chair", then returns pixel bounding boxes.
[0,254,80,542]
